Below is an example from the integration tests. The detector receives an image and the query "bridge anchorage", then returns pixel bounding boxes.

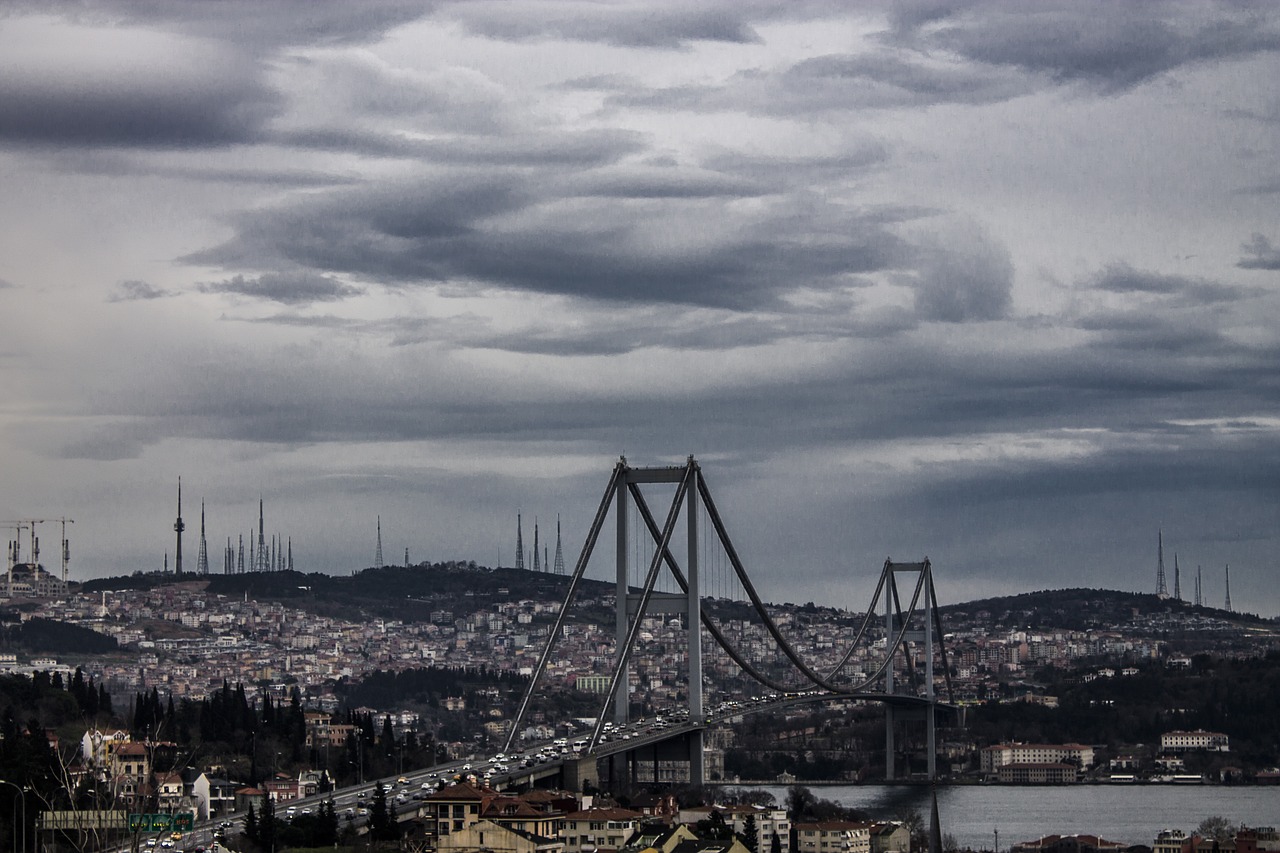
[506,456,955,790]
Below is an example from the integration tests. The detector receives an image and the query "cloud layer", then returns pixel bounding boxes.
[1,1,1278,615]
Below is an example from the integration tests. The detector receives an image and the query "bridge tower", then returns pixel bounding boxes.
[610,457,705,782]
[880,558,945,780]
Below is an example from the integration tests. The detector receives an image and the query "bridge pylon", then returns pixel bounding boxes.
[879,557,948,781]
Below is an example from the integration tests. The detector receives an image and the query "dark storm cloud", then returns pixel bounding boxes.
[445,2,763,48]
[199,272,363,305]
[185,170,907,310]
[890,1,1280,93]
[0,50,280,149]
[1238,233,1280,270]
[0,277,14,289]
[107,280,177,302]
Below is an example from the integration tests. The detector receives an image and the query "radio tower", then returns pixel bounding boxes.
[173,478,186,575]
[532,518,541,572]
[256,499,268,573]
[553,515,566,575]
[1155,529,1168,599]
[514,514,524,570]
[287,537,293,572]
[197,501,210,575]
[237,534,245,574]
[1224,564,1232,612]
[375,516,384,568]
[225,538,233,574]
[1172,553,1181,600]
[1195,565,1202,606]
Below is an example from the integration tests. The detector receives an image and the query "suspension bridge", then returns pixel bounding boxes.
[504,455,955,788]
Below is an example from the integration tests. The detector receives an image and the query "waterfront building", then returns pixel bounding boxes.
[1160,730,1230,752]
[980,742,1095,773]
[1011,834,1126,853]
[996,762,1079,784]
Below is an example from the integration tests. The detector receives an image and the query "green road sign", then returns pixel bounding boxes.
[127,813,195,833]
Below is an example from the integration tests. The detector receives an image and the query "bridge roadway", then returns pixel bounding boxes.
[111,691,945,853]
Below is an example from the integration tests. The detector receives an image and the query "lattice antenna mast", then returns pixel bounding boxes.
[1195,565,1202,606]
[375,516,384,569]
[237,535,244,574]
[288,537,294,572]
[1224,564,1232,612]
[174,477,185,576]
[553,515,566,574]
[1155,529,1167,598]
[1173,554,1181,600]
[256,498,268,572]
[197,501,210,575]
[532,518,541,572]
[515,513,524,570]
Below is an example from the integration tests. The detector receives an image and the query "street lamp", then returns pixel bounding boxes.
[0,778,28,853]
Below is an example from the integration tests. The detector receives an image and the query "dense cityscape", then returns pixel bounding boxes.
[1,530,1278,852]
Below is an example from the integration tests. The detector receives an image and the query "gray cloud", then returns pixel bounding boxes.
[107,280,178,302]
[444,2,764,49]
[199,272,364,305]
[891,1,1280,92]
[1238,233,1280,270]
[1092,263,1253,304]
[910,222,1013,322]
[0,36,280,149]
[184,171,908,310]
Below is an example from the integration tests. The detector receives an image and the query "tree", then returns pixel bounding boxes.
[1196,816,1237,844]
[368,782,399,841]
[743,814,759,853]
[771,831,783,853]
[243,801,258,843]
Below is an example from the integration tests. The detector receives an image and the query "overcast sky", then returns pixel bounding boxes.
[2,1,1278,616]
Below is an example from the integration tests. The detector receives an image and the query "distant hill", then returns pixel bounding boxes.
[82,562,617,624]
[939,586,1272,630]
[78,566,1274,632]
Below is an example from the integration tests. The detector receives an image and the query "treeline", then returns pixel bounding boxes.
[970,651,1280,767]
[335,664,526,710]
[0,617,118,654]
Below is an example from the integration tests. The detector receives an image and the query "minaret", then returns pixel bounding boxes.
[173,478,185,575]
[256,499,267,573]
[375,516,384,568]
[532,518,541,572]
[1224,564,1232,612]
[1173,554,1181,600]
[515,514,525,570]
[1155,529,1168,598]
[553,515,566,575]
[197,501,210,575]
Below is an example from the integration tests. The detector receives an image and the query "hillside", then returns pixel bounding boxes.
[939,587,1273,631]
